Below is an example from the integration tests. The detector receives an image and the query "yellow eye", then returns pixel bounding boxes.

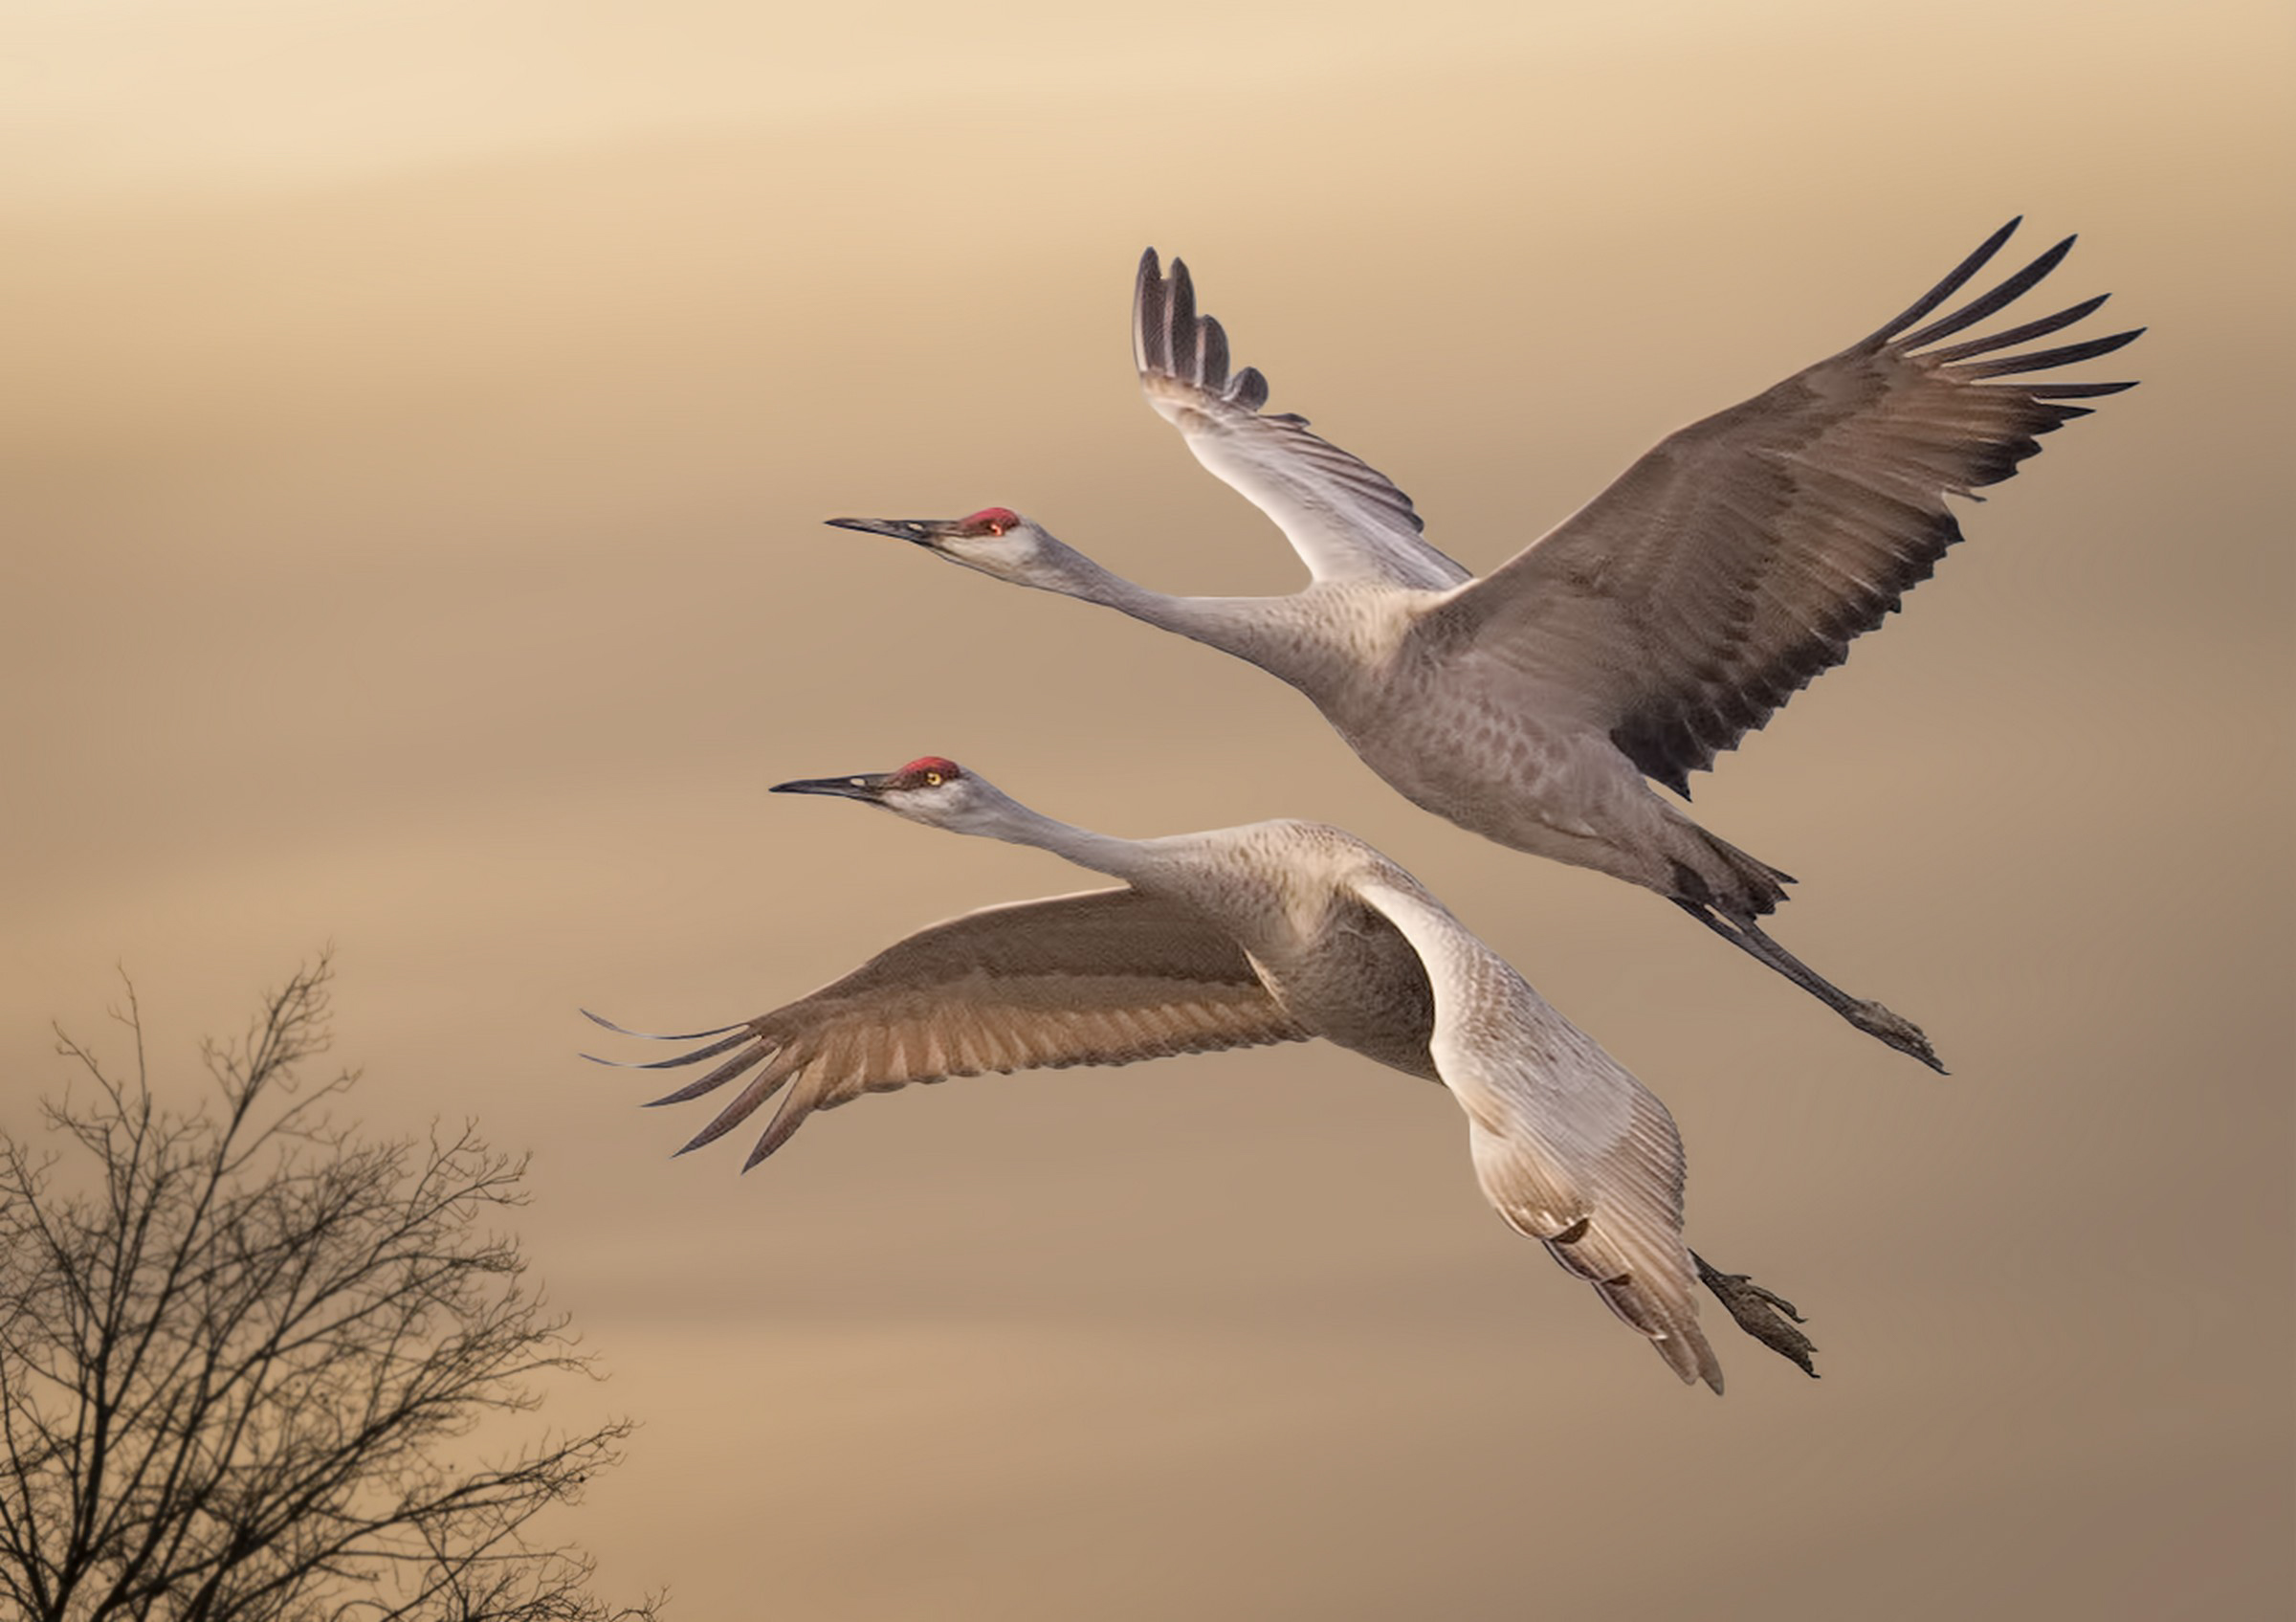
[923,770,944,786]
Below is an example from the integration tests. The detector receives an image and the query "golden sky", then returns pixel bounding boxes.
[4,2,2291,1617]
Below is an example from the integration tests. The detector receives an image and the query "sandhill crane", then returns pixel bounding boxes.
[828,222,2142,1071]
[588,757,1817,1391]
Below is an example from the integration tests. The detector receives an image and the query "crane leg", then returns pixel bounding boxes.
[1692,1251,1818,1377]
[1670,900,1946,1073]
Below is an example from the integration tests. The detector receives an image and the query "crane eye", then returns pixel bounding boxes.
[922,769,945,786]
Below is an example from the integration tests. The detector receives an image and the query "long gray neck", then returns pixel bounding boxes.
[948,787,1172,886]
[1021,544,1326,685]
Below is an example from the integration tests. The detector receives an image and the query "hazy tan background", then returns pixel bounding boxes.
[6,2,2291,1616]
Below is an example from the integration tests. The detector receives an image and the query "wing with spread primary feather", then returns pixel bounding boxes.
[1134,249,1472,591]
[1424,219,2142,796]
[586,887,1310,1169]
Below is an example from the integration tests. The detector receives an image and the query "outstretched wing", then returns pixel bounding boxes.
[1134,249,1470,590]
[586,887,1310,1169]
[1352,876,1722,1391]
[1424,219,2143,796]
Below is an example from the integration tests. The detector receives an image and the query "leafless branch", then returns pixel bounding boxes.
[0,958,663,1622]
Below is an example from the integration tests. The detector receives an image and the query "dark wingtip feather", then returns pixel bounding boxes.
[1866,217,2022,344]
[1133,248,1167,374]
[1896,234,2076,351]
[651,1042,777,1110]
[1959,324,2144,378]
[741,1100,810,1170]
[1167,256,1197,349]
[1197,312,1230,390]
[581,1008,746,1042]
[2025,377,2140,399]
[1927,292,2110,364]
[608,1030,754,1073]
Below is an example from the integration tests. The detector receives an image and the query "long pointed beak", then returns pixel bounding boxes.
[825,517,947,547]
[771,771,897,803]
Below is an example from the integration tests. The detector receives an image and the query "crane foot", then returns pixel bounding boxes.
[1692,1251,1819,1377]
[1845,999,1946,1074]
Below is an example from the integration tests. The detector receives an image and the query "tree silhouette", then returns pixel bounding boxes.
[0,958,661,1621]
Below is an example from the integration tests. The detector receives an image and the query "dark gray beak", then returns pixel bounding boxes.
[771,771,897,803]
[825,517,947,547]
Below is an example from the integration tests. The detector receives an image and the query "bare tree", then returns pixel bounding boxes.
[0,958,661,1622]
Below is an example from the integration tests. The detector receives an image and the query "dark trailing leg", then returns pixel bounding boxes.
[1669,898,1947,1073]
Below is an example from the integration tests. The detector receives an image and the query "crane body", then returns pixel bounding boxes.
[590,759,1819,1392]
[828,222,2143,1070]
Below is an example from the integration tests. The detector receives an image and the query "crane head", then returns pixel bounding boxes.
[772,757,989,823]
[823,508,1061,586]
